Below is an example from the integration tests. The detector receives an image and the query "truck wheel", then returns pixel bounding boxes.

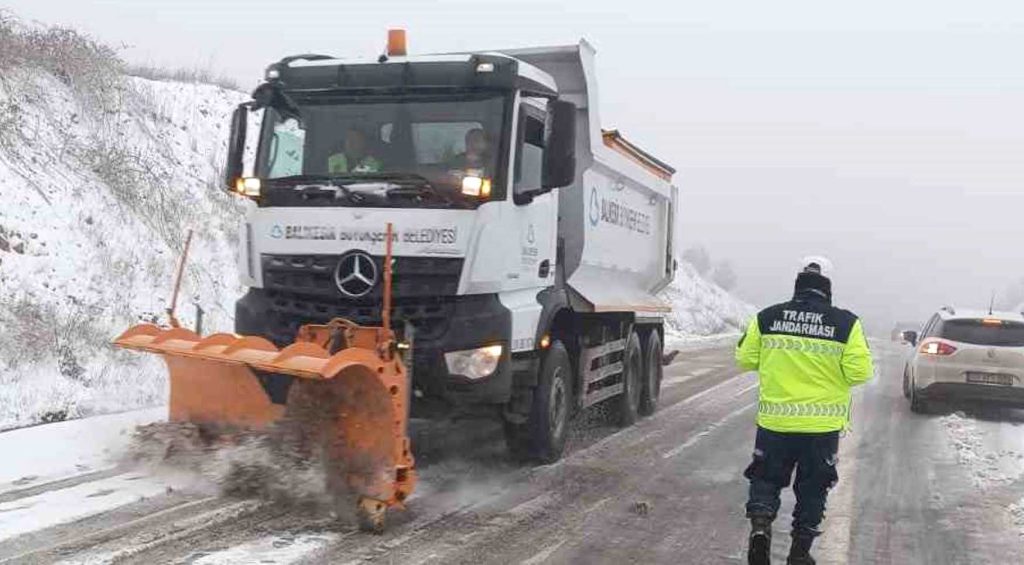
[504,340,572,464]
[639,331,663,417]
[615,331,643,427]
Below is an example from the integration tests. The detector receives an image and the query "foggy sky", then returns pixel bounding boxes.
[6,0,1024,334]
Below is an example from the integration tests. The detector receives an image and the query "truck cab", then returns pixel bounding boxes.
[224,33,677,462]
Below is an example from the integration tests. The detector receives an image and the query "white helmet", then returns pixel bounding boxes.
[800,255,833,278]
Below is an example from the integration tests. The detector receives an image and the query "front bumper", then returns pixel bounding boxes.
[235,288,514,409]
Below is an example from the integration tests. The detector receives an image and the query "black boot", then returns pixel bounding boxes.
[747,516,772,565]
[786,533,816,565]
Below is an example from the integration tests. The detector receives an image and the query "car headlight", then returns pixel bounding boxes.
[444,345,503,380]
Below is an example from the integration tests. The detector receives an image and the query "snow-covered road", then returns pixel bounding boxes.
[0,342,1022,564]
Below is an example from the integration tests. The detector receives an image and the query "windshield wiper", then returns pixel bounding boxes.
[267,175,367,203]
[381,174,457,207]
[268,173,460,207]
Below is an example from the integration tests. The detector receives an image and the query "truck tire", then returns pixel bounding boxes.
[639,331,663,416]
[615,331,643,427]
[504,340,572,463]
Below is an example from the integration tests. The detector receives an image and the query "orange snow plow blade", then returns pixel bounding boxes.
[113,318,416,531]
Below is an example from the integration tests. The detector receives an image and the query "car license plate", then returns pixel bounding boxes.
[965,372,1014,386]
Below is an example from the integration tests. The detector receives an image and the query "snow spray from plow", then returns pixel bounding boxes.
[114,224,415,533]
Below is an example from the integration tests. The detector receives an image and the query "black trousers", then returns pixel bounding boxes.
[744,426,840,537]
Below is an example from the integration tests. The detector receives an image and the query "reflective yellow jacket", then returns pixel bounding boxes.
[328,153,383,174]
[736,294,874,433]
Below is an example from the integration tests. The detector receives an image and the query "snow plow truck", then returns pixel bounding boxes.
[115,31,678,531]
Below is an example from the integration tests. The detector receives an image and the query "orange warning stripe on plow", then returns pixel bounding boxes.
[114,324,388,380]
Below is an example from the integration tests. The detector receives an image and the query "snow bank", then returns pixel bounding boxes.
[0,407,183,543]
[1010,497,1024,538]
[940,412,1024,489]
[660,261,755,341]
[0,407,164,490]
[0,65,247,429]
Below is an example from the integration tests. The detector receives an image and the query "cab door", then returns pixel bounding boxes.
[506,98,558,290]
[492,97,559,353]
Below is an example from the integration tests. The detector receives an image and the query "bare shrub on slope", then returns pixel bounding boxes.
[0,11,122,110]
[0,296,110,382]
[72,131,191,249]
[124,63,243,92]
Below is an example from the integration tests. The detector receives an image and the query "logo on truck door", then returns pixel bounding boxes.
[521,223,539,266]
[334,251,378,298]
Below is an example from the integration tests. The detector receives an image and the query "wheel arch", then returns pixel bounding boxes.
[545,307,579,397]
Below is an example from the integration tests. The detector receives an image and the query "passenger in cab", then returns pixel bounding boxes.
[328,128,383,174]
[449,128,492,173]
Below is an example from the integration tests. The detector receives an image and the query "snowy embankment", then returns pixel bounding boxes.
[660,261,755,345]
[0,62,247,429]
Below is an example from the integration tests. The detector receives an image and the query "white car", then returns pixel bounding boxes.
[903,307,1024,412]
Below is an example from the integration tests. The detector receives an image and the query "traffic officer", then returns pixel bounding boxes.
[736,257,874,565]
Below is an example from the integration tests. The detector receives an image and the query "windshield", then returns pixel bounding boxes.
[255,92,509,208]
[939,319,1024,347]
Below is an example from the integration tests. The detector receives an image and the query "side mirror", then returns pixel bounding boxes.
[224,104,248,190]
[542,100,577,190]
[901,330,918,346]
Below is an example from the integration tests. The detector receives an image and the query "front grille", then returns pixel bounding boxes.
[264,291,456,340]
[262,254,462,300]
[260,254,464,343]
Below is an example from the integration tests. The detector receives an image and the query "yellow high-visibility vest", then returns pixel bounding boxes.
[736,298,874,433]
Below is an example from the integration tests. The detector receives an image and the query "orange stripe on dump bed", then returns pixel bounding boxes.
[602,129,675,182]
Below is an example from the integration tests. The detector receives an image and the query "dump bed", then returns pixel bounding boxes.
[499,42,678,315]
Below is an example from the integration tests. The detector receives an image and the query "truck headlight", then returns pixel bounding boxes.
[234,177,261,197]
[461,175,492,198]
[444,345,503,380]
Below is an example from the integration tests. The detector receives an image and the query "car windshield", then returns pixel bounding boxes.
[255,92,509,209]
[940,319,1024,347]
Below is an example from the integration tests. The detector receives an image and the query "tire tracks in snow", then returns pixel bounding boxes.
[331,365,756,564]
[0,469,124,505]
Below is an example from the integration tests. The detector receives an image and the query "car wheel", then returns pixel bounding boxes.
[504,340,573,464]
[615,331,643,427]
[638,331,663,417]
[909,377,927,414]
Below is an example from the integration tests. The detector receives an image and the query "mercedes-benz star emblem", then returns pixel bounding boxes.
[334,252,379,298]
